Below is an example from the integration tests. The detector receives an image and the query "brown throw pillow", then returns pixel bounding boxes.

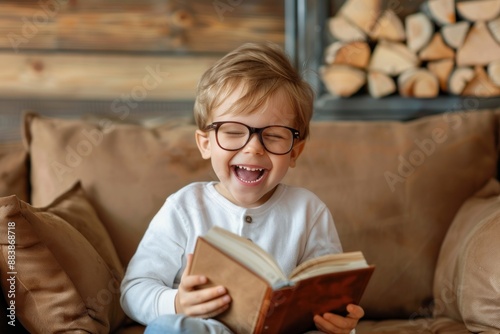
[285,110,499,318]
[0,142,28,201]
[433,178,500,332]
[0,142,30,334]
[24,113,213,266]
[0,182,126,333]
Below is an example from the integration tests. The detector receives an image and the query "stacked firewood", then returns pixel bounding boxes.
[321,0,500,98]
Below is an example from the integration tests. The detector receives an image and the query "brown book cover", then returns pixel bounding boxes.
[260,267,375,333]
[189,228,375,334]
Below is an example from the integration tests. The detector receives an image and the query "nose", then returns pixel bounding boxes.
[243,133,265,155]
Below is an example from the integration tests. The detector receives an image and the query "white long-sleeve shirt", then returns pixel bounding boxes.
[120,182,342,325]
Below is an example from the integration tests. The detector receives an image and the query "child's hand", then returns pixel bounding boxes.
[175,254,231,318]
[313,304,364,333]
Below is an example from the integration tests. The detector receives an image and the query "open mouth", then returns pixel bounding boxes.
[233,165,266,184]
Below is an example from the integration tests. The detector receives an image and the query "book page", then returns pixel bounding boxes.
[204,227,289,288]
[289,251,368,282]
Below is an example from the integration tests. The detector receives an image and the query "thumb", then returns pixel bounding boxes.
[184,253,194,276]
[346,304,364,319]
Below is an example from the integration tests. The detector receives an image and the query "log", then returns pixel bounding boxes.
[421,0,456,25]
[448,67,475,95]
[488,17,500,43]
[441,21,470,49]
[369,41,420,76]
[367,71,396,98]
[339,0,383,34]
[457,21,500,66]
[398,68,439,98]
[427,59,454,91]
[369,9,405,42]
[320,64,366,97]
[324,41,371,69]
[413,75,440,98]
[406,13,434,52]
[462,66,500,97]
[419,32,455,61]
[488,60,500,87]
[456,0,500,22]
[328,15,367,42]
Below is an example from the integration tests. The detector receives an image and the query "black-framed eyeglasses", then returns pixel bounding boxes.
[205,121,301,155]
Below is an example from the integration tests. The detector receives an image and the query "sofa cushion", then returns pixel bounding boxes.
[24,113,213,266]
[0,182,126,333]
[285,110,499,318]
[0,142,28,201]
[433,178,500,332]
[0,142,30,334]
[357,317,469,333]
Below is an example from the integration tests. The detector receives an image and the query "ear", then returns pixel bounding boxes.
[289,140,305,168]
[195,129,212,160]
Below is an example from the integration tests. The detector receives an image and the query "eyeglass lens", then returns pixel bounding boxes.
[216,122,294,154]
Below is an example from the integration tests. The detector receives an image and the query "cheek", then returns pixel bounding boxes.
[210,149,234,173]
[272,157,294,176]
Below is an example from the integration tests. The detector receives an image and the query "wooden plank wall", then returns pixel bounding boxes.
[0,0,284,140]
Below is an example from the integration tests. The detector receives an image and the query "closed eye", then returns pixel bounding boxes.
[221,131,247,138]
[264,133,286,141]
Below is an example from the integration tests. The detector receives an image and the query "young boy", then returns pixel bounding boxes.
[120,42,364,334]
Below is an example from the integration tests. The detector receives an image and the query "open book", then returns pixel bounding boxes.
[189,227,375,334]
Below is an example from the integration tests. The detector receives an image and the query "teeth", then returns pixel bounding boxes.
[237,165,264,172]
[234,165,265,184]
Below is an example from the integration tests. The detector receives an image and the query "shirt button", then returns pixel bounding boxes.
[245,216,252,224]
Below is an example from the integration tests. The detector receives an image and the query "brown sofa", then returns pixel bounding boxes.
[1,109,500,334]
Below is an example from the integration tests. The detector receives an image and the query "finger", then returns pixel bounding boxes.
[313,314,344,333]
[193,302,231,319]
[323,312,357,329]
[205,302,231,318]
[346,304,364,320]
[185,292,231,318]
[180,254,207,291]
[180,274,208,291]
[183,285,228,307]
[181,253,196,282]
[319,313,358,334]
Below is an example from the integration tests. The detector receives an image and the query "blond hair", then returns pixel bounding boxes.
[193,42,314,139]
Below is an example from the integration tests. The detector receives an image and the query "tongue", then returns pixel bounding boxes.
[235,167,262,182]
